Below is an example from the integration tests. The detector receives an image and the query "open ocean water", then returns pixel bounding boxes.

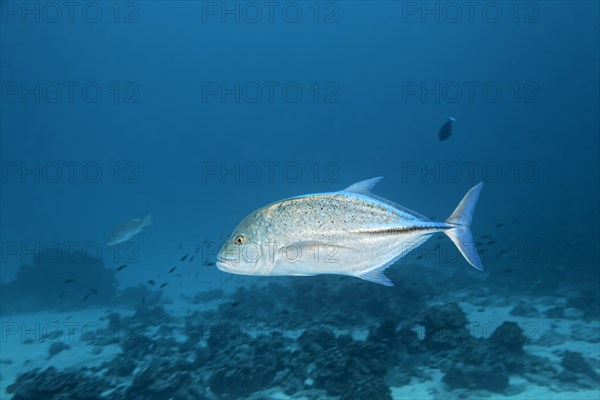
[1,1,599,399]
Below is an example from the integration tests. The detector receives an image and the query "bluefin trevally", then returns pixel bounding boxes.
[107,214,152,246]
[217,178,484,286]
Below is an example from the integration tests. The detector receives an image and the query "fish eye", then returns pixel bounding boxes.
[234,235,246,245]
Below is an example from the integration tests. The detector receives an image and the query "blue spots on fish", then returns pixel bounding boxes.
[438,117,455,141]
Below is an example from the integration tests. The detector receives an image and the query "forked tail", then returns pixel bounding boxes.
[444,182,485,271]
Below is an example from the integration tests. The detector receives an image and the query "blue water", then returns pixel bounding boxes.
[1,2,599,399]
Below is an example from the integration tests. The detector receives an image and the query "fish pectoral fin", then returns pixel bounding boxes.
[357,266,394,287]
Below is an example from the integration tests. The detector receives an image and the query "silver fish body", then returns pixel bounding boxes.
[107,213,153,246]
[217,178,483,286]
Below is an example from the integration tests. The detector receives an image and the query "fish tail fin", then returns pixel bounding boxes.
[143,213,153,227]
[444,182,484,271]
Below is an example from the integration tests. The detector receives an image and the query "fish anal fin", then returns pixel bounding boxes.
[358,267,394,287]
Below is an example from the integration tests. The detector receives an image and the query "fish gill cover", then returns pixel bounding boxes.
[0,1,599,400]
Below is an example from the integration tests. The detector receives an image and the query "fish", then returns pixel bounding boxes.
[147,280,155,286]
[181,254,189,262]
[160,283,168,289]
[64,279,75,284]
[204,261,215,266]
[91,289,99,294]
[438,117,455,141]
[169,267,176,274]
[495,222,505,228]
[217,177,484,286]
[189,256,195,262]
[83,294,89,301]
[107,214,152,246]
[116,264,127,271]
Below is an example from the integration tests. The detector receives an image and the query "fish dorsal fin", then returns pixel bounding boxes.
[344,177,384,195]
[343,177,430,221]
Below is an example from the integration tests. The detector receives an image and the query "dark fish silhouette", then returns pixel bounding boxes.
[204,261,215,266]
[231,302,240,307]
[160,283,168,289]
[189,256,194,263]
[181,254,189,262]
[64,279,75,284]
[495,222,505,228]
[116,264,126,271]
[91,289,99,295]
[169,267,176,274]
[438,117,455,141]
[178,243,182,250]
[83,294,90,301]
[147,280,155,286]
[482,235,491,239]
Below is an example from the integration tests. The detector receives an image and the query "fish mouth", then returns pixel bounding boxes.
[216,260,231,272]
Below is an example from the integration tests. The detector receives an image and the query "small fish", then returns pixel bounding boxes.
[195,245,200,253]
[282,309,289,314]
[160,283,168,289]
[416,255,423,260]
[147,280,155,286]
[181,254,189,262]
[438,117,455,141]
[178,243,182,250]
[231,302,240,307]
[204,261,215,266]
[486,240,496,245]
[495,222,505,228]
[189,256,195,263]
[64,279,75,284]
[91,289,99,294]
[481,235,491,239]
[107,214,152,246]
[83,294,90,301]
[503,269,512,274]
[217,177,485,286]
[58,292,64,299]
[116,264,127,271]
[169,267,176,274]
[175,273,183,277]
